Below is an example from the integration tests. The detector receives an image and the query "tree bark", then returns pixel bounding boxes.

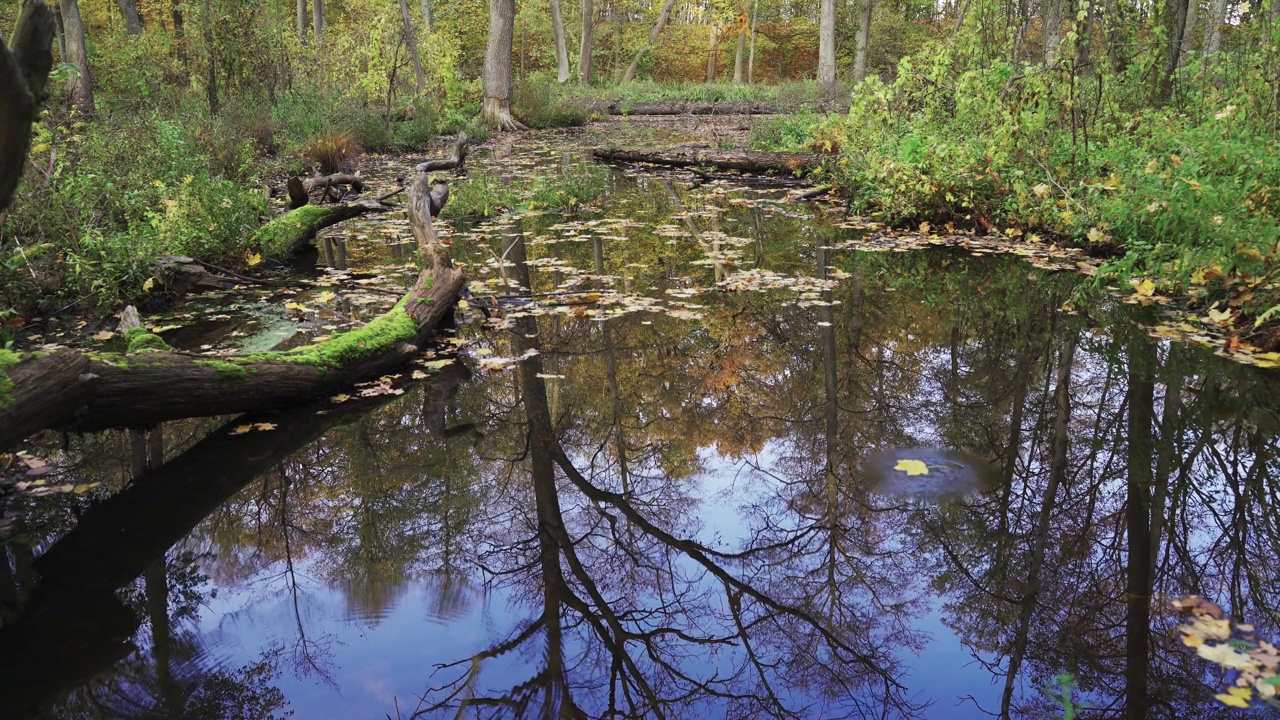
[399,0,427,94]
[483,0,520,130]
[1202,0,1228,57]
[580,0,594,84]
[59,0,94,113]
[296,0,308,39]
[623,0,677,83]
[420,0,432,31]
[706,20,719,82]
[551,0,571,82]
[818,0,836,86]
[116,0,144,34]
[0,170,465,451]
[853,0,873,82]
[171,0,188,71]
[1159,0,1191,101]
[592,147,821,176]
[313,0,325,39]
[0,0,55,215]
[201,0,218,115]
[734,17,746,83]
[1178,0,1200,68]
[1044,0,1064,63]
[747,0,758,83]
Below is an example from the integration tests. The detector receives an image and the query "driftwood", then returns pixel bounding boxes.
[0,0,55,214]
[417,132,469,173]
[0,164,465,452]
[592,147,821,177]
[302,173,365,194]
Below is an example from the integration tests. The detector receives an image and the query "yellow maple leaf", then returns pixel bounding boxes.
[1130,277,1156,297]
[894,459,930,476]
[1215,688,1251,708]
[142,277,155,293]
[252,423,277,431]
[316,290,336,303]
[246,252,263,267]
[1207,307,1234,325]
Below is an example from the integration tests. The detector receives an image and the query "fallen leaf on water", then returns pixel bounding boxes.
[316,290,336,304]
[93,331,115,341]
[894,459,930,476]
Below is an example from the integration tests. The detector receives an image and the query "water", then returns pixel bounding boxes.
[3,117,1279,719]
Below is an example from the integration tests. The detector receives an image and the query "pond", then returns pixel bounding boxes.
[2,117,1279,720]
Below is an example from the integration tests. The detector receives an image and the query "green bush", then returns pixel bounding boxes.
[1,113,267,313]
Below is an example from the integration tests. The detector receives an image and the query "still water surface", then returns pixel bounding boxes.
[2,119,1278,719]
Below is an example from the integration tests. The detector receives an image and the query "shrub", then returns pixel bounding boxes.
[512,81,589,129]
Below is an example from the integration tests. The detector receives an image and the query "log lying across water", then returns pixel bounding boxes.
[592,147,822,177]
[593,100,849,116]
[0,165,465,452]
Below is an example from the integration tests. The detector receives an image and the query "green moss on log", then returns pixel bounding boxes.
[238,302,419,369]
[0,349,20,408]
[250,205,339,257]
[124,327,171,354]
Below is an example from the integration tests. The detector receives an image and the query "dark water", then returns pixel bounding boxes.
[3,120,1280,720]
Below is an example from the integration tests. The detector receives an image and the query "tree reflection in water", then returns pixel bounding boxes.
[6,177,1280,719]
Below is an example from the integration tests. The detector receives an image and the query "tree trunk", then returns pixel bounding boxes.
[580,0,594,84]
[171,0,188,71]
[733,16,746,83]
[551,0,571,82]
[399,0,427,93]
[296,0,307,39]
[747,0,758,82]
[1104,0,1126,71]
[0,167,465,450]
[622,0,677,83]
[1044,0,1063,63]
[420,0,432,31]
[818,0,836,86]
[313,0,325,39]
[201,0,217,115]
[706,21,718,82]
[483,0,520,130]
[853,0,873,82]
[1178,0,1199,68]
[59,0,94,113]
[1159,0,1190,101]
[116,0,143,34]
[592,146,821,175]
[0,0,56,215]
[1202,0,1228,57]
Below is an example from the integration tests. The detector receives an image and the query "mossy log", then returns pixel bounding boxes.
[250,197,388,256]
[592,100,849,116]
[0,166,465,452]
[592,147,821,177]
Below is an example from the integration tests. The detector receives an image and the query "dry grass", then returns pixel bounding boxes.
[302,131,362,175]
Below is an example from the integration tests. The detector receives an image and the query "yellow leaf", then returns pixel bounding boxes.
[142,277,155,292]
[1145,159,1159,174]
[331,393,352,403]
[1190,265,1223,285]
[252,423,277,431]
[1102,173,1121,190]
[918,222,931,234]
[247,252,263,267]
[1215,690,1251,708]
[1087,227,1108,243]
[92,330,115,341]
[1207,307,1234,325]
[894,459,930,476]
[284,302,308,312]
[229,424,254,436]
[316,290,336,303]
[31,143,50,154]
[1130,278,1156,297]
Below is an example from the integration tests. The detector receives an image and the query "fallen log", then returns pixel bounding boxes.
[591,99,849,116]
[592,147,822,177]
[250,197,388,256]
[0,164,465,451]
[302,173,365,195]
[418,132,470,173]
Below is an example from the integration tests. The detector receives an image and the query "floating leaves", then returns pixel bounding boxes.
[894,459,930,476]
[229,423,279,436]
[1176,596,1280,709]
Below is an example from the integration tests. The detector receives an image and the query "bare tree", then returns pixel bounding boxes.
[59,0,94,113]
[818,0,836,85]
[551,0,571,82]
[483,0,521,130]
[623,0,677,83]
[399,0,427,93]
[116,0,143,34]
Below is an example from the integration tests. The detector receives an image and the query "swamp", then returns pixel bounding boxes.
[3,0,1280,718]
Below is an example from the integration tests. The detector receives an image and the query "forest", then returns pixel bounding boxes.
[2,0,1280,718]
